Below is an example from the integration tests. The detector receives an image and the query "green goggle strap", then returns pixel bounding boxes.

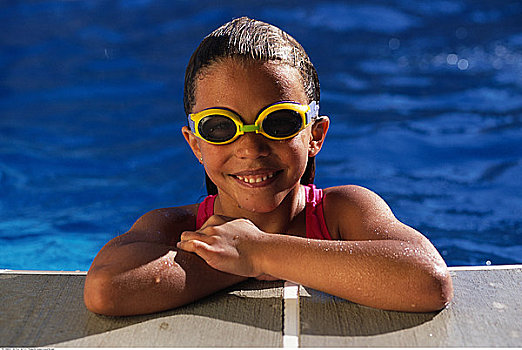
[241,124,259,133]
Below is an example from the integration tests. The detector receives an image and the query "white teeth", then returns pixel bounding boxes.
[235,172,276,184]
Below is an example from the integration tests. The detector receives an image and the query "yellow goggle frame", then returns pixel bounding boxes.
[188,101,319,145]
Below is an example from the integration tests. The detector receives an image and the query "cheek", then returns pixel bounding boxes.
[292,129,312,156]
[283,133,311,165]
[199,143,227,167]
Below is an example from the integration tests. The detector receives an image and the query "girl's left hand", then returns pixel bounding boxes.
[177,215,265,278]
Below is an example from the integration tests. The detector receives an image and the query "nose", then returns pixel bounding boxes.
[234,132,271,159]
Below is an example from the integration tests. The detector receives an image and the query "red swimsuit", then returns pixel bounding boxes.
[196,184,332,240]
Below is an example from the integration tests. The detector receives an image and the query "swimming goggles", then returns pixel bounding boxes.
[188,101,319,145]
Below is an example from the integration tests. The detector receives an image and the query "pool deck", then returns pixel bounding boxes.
[0,265,520,347]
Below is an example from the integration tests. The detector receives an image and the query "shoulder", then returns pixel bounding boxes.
[322,185,414,241]
[120,204,199,245]
[322,185,390,212]
[322,185,390,213]
[132,204,199,231]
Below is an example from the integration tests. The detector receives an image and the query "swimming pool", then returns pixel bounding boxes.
[1,0,521,271]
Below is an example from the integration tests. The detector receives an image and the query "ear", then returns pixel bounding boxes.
[182,126,203,163]
[308,116,329,157]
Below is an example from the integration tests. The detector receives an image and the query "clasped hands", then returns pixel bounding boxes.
[177,215,278,281]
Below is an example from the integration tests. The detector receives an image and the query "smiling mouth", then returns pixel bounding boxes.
[230,170,282,185]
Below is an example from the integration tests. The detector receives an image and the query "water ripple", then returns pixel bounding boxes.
[1,0,521,269]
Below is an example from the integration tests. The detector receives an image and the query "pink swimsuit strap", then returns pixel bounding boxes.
[196,184,332,240]
[196,194,216,229]
[303,184,333,240]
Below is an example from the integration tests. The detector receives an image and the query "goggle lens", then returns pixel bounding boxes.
[262,110,302,138]
[198,115,237,143]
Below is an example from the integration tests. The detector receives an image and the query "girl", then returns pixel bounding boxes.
[84,17,453,316]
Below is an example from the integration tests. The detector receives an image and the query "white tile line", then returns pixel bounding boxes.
[283,281,300,348]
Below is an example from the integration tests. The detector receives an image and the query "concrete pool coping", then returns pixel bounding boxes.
[1,265,520,347]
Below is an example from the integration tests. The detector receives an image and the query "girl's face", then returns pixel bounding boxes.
[183,58,325,214]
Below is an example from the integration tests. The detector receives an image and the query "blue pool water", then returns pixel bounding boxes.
[1,1,521,270]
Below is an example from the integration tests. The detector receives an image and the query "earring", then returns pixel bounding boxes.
[199,157,203,163]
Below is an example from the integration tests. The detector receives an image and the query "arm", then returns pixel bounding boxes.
[177,186,453,312]
[84,206,247,316]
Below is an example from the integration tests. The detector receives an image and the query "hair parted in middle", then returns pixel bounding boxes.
[184,17,321,195]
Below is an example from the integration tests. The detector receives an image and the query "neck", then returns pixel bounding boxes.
[214,185,305,234]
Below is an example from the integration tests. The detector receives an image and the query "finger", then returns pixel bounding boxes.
[176,239,218,269]
[180,230,209,242]
[181,230,224,249]
[176,239,211,254]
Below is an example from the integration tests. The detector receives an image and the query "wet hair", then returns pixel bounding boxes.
[184,17,320,195]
